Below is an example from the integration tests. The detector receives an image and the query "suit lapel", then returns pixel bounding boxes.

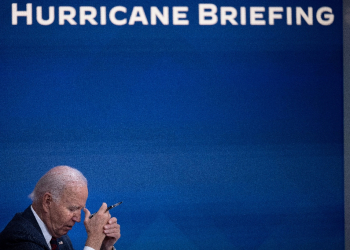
[22,206,43,235]
[21,206,51,250]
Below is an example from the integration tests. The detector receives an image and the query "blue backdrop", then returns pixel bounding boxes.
[0,0,344,249]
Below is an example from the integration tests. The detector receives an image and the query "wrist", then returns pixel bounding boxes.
[100,245,116,250]
[85,236,104,250]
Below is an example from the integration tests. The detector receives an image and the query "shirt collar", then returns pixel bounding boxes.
[31,205,53,249]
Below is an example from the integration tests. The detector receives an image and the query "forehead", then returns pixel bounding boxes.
[59,185,88,207]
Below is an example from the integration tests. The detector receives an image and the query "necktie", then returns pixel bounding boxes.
[50,237,59,250]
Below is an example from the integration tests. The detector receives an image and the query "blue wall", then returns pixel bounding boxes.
[0,0,343,249]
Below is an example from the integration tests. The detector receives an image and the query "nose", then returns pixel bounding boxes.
[72,211,81,222]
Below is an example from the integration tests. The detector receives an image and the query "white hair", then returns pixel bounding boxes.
[29,165,87,202]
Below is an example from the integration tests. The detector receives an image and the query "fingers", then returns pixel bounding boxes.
[104,225,120,236]
[103,218,120,238]
[83,208,91,221]
[107,217,117,225]
[103,217,117,231]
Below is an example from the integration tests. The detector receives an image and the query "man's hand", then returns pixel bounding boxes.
[84,203,111,250]
[101,217,121,250]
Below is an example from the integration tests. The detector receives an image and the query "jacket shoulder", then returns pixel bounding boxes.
[0,206,75,250]
[0,207,49,249]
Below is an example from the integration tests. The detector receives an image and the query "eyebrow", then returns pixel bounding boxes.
[69,206,82,210]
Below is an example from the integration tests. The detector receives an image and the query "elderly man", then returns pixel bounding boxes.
[0,166,121,250]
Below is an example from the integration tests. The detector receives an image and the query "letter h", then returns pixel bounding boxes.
[12,3,33,25]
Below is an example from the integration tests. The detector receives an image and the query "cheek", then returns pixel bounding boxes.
[54,209,73,225]
[63,211,75,222]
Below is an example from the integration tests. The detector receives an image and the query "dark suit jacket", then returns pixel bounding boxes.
[0,206,74,250]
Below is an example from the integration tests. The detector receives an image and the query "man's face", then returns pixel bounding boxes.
[47,184,88,238]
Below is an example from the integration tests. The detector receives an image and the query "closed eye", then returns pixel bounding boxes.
[68,206,80,212]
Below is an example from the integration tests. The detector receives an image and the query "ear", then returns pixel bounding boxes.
[42,192,53,213]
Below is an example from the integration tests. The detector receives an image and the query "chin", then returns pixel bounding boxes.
[56,229,69,237]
